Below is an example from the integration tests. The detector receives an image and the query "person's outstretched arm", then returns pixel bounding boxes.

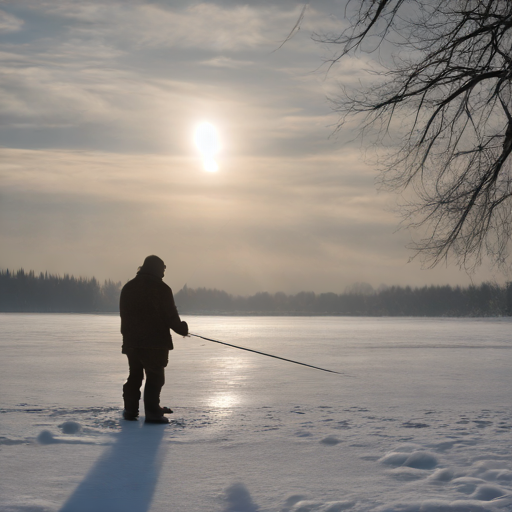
[163,287,188,336]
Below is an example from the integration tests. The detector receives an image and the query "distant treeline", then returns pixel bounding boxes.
[175,284,512,317]
[1,268,512,316]
[0,269,121,312]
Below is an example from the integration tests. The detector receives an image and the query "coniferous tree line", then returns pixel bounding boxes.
[2,268,512,316]
[175,284,512,317]
[0,269,121,312]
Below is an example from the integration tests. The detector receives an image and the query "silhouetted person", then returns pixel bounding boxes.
[120,255,188,424]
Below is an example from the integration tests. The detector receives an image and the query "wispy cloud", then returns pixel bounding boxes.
[0,1,500,292]
[0,9,23,33]
[200,56,253,68]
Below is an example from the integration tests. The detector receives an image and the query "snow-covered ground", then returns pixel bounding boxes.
[1,314,511,512]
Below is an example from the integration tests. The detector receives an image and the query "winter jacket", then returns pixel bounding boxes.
[120,272,188,351]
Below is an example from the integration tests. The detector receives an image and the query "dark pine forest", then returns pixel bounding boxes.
[2,268,512,316]
[0,269,121,313]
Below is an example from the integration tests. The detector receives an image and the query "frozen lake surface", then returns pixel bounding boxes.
[1,314,511,512]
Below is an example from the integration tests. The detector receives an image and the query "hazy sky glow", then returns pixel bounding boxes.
[0,1,503,294]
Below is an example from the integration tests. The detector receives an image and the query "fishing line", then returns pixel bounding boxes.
[189,333,347,376]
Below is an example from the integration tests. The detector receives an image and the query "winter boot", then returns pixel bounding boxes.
[123,410,139,421]
[145,414,169,424]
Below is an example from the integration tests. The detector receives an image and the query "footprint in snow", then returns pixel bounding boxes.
[294,431,313,438]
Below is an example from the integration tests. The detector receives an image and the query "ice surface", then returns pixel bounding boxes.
[0,314,511,511]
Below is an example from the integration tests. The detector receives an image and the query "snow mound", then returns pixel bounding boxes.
[36,430,57,445]
[222,483,259,512]
[282,495,308,511]
[452,476,486,494]
[319,435,341,446]
[403,451,438,470]
[427,468,455,483]
[59,421,81,434]
[494,471,512,483]
[471,484,507,501]
[468,461,512,483]
[379,450,438,470]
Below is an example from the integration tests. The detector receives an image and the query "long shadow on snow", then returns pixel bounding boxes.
[60,419,166,512]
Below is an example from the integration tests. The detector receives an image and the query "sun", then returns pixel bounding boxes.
[194,122,220,172]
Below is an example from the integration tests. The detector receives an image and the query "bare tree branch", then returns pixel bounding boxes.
[273,3,309,52]
[319,0,512,270]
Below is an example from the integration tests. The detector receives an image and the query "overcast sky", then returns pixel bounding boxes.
[0,0,503,294]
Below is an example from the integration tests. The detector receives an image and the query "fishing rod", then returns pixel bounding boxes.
[189,333,344,375]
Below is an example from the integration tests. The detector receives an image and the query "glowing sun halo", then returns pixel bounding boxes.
[194,122,220,172]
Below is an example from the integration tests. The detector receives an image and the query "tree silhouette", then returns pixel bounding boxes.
[318,0,512,270]
[0,269,121,312]
[0,268,507,316]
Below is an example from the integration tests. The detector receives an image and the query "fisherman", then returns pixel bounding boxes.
[120,255,188,424]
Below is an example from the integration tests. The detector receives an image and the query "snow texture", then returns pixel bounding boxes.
[0,314,511,512]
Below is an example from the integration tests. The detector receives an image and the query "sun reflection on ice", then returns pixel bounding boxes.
[207,392,239,409]
[206,355,250,410]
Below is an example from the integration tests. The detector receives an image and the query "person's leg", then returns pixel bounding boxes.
[140,349,169,418]
[122,349,144,417]
[143,366,166,416]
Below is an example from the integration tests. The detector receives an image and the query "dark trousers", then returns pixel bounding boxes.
[123,348,169,416]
